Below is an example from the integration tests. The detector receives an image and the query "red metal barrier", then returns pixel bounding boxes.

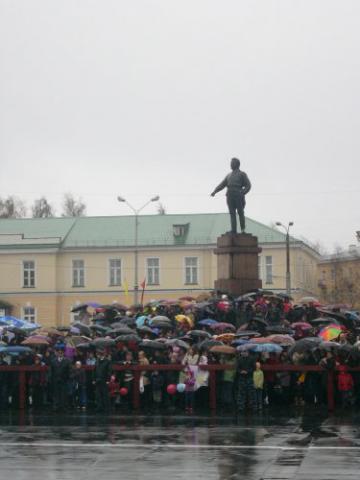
[1,364,359,412]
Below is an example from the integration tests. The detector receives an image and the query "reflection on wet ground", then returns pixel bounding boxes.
[1,408,360,479]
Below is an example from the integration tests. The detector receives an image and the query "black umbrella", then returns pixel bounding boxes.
[151,322,173,330]
[310,317,339,326]
[71,303,89,313]
[198,339,224,350]
[73,322,92,337]
[118,317,137,328]
[90,325,111,334]
[288,337,322,356]
[235,330,261,338]
[115,334,141,343]
[317,341,341,351]
[137,326,156,336]
[166,339,190,350]
[110,327,135,336]
[188,330,211,338]
[91,338,115,348]
[139,340,167,350]
[265,326,294,335]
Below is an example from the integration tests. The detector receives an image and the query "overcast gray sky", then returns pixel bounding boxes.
[1,0,359,251]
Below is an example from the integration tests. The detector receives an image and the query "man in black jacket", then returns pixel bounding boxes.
[94,350,111,412]
[51,348,71,411]
[236,351,256,412]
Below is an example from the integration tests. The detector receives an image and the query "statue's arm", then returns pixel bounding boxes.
[211,177,227,196]
[242,173,251,195]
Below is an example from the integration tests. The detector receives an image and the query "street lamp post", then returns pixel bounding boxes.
[275,221,294,297]
[117,195,160,304]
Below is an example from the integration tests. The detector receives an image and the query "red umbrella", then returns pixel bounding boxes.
[292,322,312,330]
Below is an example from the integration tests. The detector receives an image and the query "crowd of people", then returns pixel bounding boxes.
[1,290,360,414]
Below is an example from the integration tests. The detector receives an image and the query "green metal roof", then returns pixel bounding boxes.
[0,217,76,248]
[0,214,290,249]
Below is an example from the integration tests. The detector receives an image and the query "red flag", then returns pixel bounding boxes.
[140,278,146,290]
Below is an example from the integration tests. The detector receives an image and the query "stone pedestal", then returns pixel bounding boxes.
[214,233,262,297]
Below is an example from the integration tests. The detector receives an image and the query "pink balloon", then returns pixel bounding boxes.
[119,387,128,396]
[166,384,177,395]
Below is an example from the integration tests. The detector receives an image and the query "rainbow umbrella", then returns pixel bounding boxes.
[319,324,343,341]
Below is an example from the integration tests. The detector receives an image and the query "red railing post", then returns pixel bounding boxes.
[327,370,335,412]
[133,368,141,410]
[209,370,217,412]
[18,371,26,410]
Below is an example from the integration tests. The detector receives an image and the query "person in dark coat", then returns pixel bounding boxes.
[94,350,111,412]
[236,351,256,412]
[51,348,71,411]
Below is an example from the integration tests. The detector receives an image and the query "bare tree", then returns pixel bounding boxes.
[61,193,86,217]
[32,197,55,218]
[0,196,26,218]
[157,202,166,215]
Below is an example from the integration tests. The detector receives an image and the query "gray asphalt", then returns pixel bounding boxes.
[0,409,359,479]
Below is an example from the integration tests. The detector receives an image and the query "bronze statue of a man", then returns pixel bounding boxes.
[211,157,251,233]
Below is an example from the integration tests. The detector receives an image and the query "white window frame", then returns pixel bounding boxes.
[184,256,199,285]
[108,258,122,286]
[265,255,273,284]
[146,257,160,285]
[22,306,36,323]
[72,259,85,288]
[22,260,36,288]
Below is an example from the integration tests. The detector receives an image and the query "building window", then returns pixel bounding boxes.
[72,259,85,287]
[185,257,198,284]
[147,258,160,285]
[22,306,36,323]
[265,256,273,284]
[23,260,35,288]
[109,259,122,286]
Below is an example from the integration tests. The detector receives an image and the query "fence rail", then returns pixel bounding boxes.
[2,364,360,412]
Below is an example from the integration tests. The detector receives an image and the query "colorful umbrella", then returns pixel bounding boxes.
[215,333,236,344]
[175,315,194,328]
[319,325,343,341]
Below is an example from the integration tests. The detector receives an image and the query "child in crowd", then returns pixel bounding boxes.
[184,367,196,414]
[337,365,354,408]
[108,374,120,408]
[294,372,306,406]
[253,361,264,411]
[71,360,87,410]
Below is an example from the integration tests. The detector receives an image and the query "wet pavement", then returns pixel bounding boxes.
[1,408,360,479]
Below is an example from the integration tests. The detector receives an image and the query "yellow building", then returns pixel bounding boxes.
[0,214,320,327]
[318,245,360,308]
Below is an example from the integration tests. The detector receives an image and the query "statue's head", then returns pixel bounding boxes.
[230,157,240,170]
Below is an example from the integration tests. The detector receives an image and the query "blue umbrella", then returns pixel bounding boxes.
[136,316,149,328]
[0,316,40,330]
[0,346,33,355]
[198,319,218,327]
[237,343,282,354]
[231,339,250,347]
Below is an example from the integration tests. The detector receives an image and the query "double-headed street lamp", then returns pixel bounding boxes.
[117,195,160,304]
[275,221,294,297]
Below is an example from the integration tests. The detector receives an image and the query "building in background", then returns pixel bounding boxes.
[0,214,320,327]
[318,244,360,308]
